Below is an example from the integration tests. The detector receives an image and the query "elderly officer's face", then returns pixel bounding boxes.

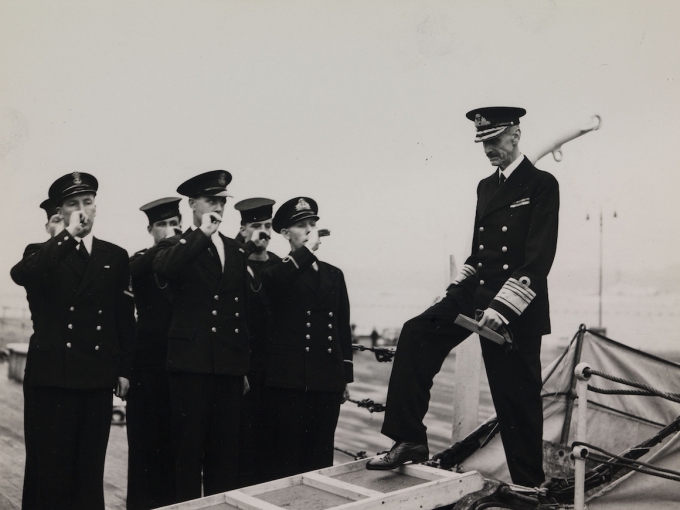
[45,214,65,238]
[282,218,317,251]
[240,219,272,252]
[189,196,226,226]
[59,193,96,236]
[482,127,520,169]
[148,216,182,245]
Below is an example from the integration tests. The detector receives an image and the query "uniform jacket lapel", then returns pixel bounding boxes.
[195,231,222,280]
[76,238,112,296]
[317,263,333,303]
[298,265,319,295]
[480,157,532,220]
[217,233,238,290]
[63,249,87,279]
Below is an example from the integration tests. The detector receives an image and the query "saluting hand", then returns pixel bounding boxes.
[305,227,321,252]
[66,211,88,237]
[199,212,222,237]
[165,226,182,238]
[115,377,130,398]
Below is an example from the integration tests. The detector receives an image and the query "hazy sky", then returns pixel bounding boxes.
[1,0,679,332]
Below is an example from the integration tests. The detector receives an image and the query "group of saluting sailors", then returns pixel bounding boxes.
[13,168,353,509]
[11,106,560,510]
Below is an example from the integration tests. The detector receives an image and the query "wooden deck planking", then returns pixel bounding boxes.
[0,336,569,509]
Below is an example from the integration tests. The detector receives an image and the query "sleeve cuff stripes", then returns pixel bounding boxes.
[493,278,536,315]
[451,264,476,285]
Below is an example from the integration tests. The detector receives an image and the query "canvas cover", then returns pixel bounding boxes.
[458,329,680,505]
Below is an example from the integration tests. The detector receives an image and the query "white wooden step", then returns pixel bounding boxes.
[158,459,485,510]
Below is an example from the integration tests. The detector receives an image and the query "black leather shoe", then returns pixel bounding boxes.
[366,441,429,470]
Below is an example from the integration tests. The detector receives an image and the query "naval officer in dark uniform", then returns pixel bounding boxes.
[11,172,136,510]
[125,198,182,510]
[367,107,559,488]
[233,198,281,487]
[152,170,250,502]
[263,197,353,479]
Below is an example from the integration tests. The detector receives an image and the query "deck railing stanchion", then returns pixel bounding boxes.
[573,362,591,510]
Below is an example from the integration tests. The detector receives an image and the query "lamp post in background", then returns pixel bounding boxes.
[586,209,617,335]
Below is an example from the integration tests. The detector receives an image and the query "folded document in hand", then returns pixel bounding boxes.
[454,314,507,345]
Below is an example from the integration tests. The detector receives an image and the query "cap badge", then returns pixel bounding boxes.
[295,198,311,211]
[218,173,227,186]
[72,172,82,185]
[475,114,490,127]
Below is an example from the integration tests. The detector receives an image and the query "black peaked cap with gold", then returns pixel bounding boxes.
[177,170,232,198]
[466,106,526,143]
[272,197,319,233]
[48,172,98,203]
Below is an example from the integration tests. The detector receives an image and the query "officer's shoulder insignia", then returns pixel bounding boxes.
[295,198,311,211]
[72,171,82,185]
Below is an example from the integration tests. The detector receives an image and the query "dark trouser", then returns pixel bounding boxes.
[168,372,242,503]
[126,370,175,510]
[267,388,343,480]
[22,381,37,510]
[237,370,272,488]
[22,386,112,510]
[381,291,545,487]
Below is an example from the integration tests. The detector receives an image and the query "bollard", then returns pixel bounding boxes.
[573,362,591,510]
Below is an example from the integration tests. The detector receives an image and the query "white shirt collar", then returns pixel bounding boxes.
[190,225,225,269]
[499,153,524,180]
[75,232,93,254]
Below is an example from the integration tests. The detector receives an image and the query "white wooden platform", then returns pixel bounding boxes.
[157,459,485,510]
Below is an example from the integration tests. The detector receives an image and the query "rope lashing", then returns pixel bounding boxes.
[587,386,658,397]
[584,367,680,405]
[348,398,386,413]
[352,344,395,362]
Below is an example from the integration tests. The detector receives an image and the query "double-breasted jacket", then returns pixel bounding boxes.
[152,228,250,375]
[452,156,560,337]
[263,246,353,392]
[10,229,135,388]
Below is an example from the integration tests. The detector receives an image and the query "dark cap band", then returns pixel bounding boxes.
[39,199,59,220]
[140,197,182,225]
[234,198,275,224]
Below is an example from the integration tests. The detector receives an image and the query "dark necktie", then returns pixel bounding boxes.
[499,172,506,188]
[78,241,90,261]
